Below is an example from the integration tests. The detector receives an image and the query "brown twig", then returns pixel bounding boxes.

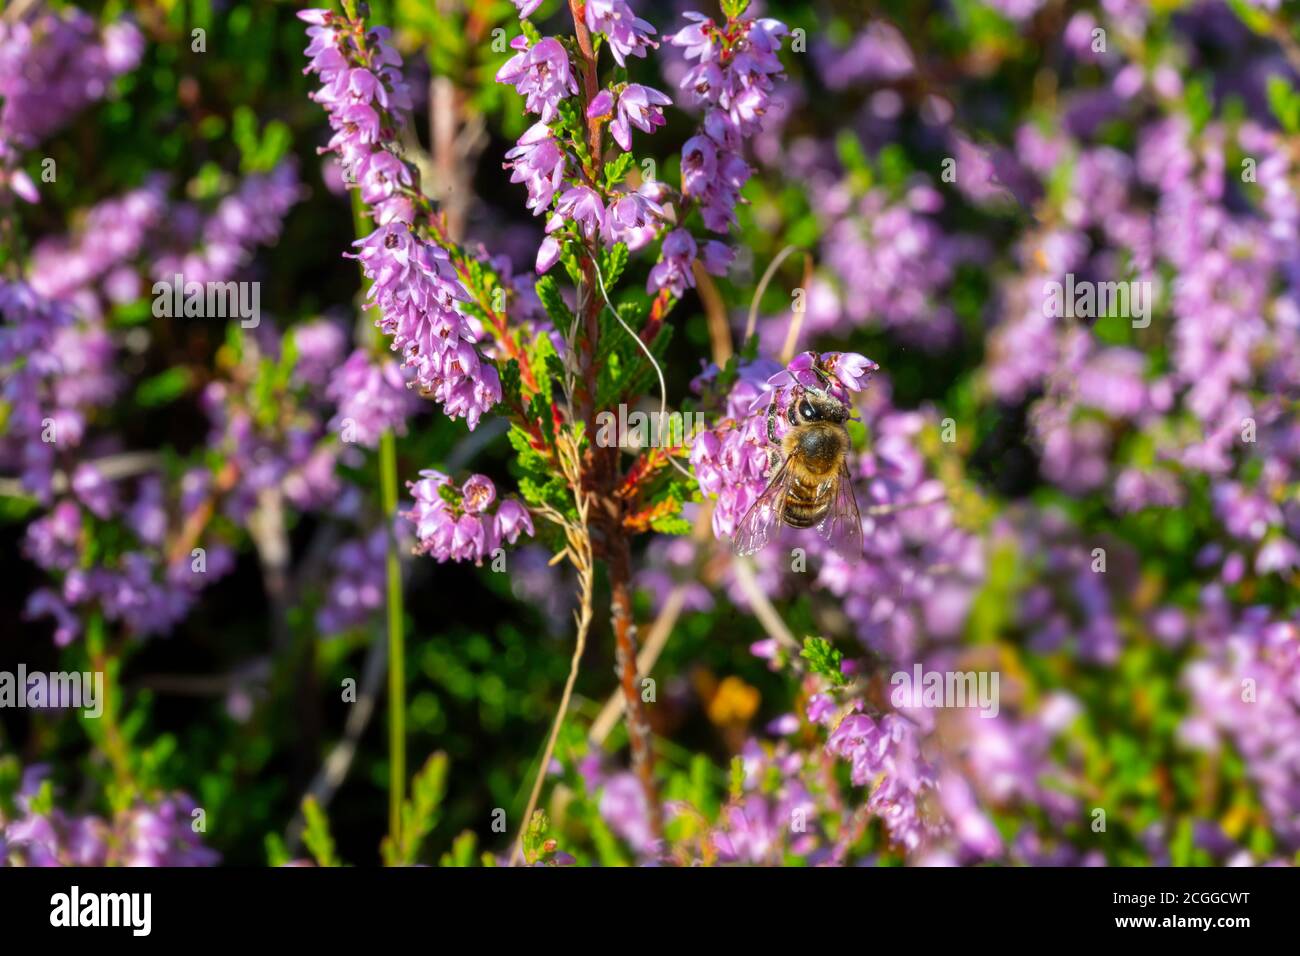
[0,451,164,499]
[562,0,665,844]
[588,504,714,746]
[693,262,732,365]
[512,432,596,864]
[778,253,814,364]
[730,557,801,655]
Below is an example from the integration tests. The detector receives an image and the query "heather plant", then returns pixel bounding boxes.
[1,0,1298,871]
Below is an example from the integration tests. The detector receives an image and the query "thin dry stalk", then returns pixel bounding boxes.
[512,433,596,864]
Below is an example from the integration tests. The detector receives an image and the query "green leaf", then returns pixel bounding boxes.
[649,513,692,535]
[529,331,559,406]
[721,0,751,20]
[134,367,193,407]
[600,242,629,290]
[603,153,635,190]
[264,832,290,867]
[560,245,585,287]
[535,274,572,330]
[301,796,340,867]
[1266,75,1300,133]
[501,358,522,409]
[1184,77,1214,133]
[439,830,479,867]
[728,756,745,801]
[383,751,449,866]
[800,636,848,686]
[522,809,567,865]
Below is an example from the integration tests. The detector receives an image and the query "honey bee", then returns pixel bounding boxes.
[732,360,863,562]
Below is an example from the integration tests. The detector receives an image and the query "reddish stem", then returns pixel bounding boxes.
[565,0,664,845]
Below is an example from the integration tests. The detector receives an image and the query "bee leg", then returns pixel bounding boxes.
[766,399,779,446]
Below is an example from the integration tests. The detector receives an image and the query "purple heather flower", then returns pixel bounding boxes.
[827,352,880,392]
[585,0,658,67]
[25,589,80,647]
[461,474,497,513]
[610,84,672,151]
[535,236,562,274]
[326,349,419,448]
[826,712,940,852]
[1,775,217,866]
[555,185,606,240]
[289,319,349,389]
[587,89,615,119]
[511,0,545,18]
[603,183,665,251]
[495,36,578,123]
[647,228,697,297]
[815,21,914,90]
[679,135,718,197]
[495,498,535,543]
[670,12,787,234]
[667,12,715,62]
[70,464,115,519]
[1,167,38,203]
[504,122,567,215]
[356,149,413,210]
[303,8,494,428]
[700,240,734,276]
[0,10,143,150]
[405,469,533,564]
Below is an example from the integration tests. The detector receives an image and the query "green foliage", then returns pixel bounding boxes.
[721,0,752,20]
[134,367,194,407]
[521,809,569,865]
[301,796,340,867]
[600,242,630,290]
[799,637,848,686]
[603,153,635,190]
[231,106,291,173]
[1266,75,1300,133]
[508,424,573,519]
[535,274,572,331]
[1184,77,1215,133]
[439,830,480,867]
[382,751,450,865]
[500,357,523,410]
[594,300,672,410]
[264,832,291,867]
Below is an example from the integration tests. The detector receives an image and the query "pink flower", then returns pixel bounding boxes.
[585,0,658,67]
[603,183,665,251]
[647,228,697,297]
[495,499,535,543]
[461,474,497,513]
[586,89,615,119]
[405,471,533,564]
[495,36,578,123]
[667,11,714,62]
[555,185,606,240]
[504,122,567,215]
[536,236,562,274]
[610,84,672,151]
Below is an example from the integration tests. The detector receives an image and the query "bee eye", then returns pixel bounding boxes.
[799,400,816,420]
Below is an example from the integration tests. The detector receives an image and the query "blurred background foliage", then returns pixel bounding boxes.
[2,0,1298,866]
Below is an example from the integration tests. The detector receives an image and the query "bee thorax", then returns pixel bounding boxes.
[784,424,846,476]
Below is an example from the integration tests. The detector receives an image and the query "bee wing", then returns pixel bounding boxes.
[817,459,863,564]
[732,457,795,557]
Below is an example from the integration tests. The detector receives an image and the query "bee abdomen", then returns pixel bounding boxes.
[783,477,831,529]
[784,501,829,529]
